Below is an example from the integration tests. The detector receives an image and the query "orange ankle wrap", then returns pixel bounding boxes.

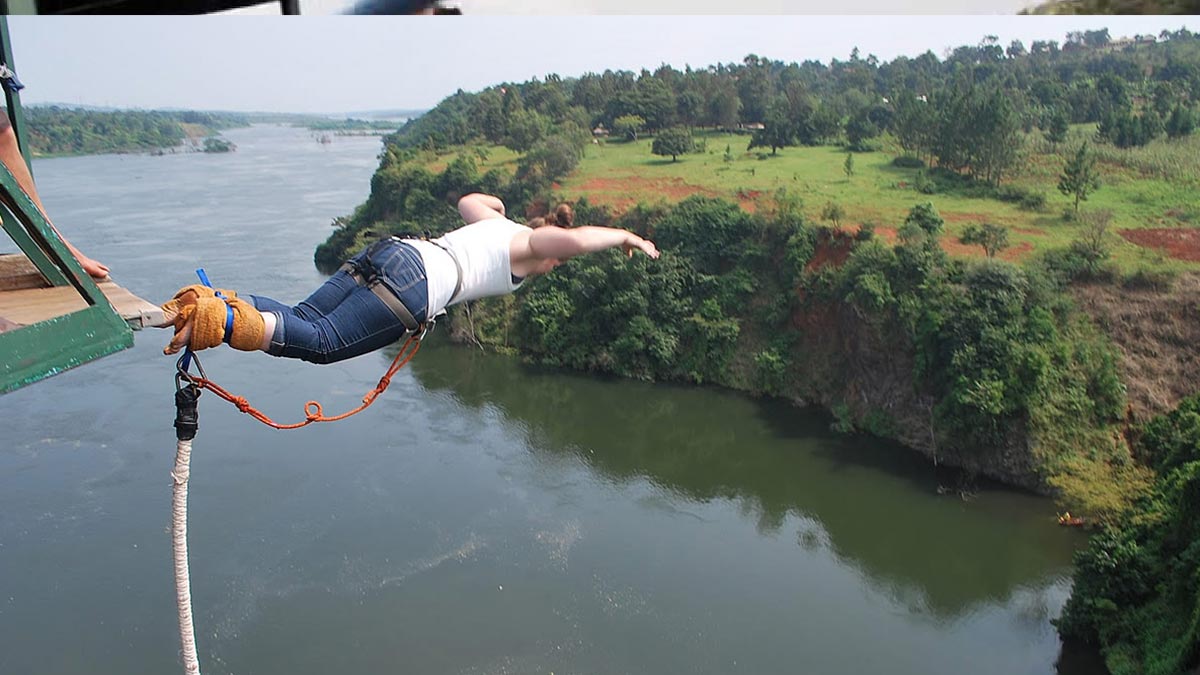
[160,284,239,325]
[177,295,264,352]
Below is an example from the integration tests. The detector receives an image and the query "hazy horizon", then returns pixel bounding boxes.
[10,16,1190,115]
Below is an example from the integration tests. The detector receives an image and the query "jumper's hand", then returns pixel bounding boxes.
[154,285,209,354]
[164,318,193,356]
[623,237,659,259]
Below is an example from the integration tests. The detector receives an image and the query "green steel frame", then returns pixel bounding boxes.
[0,16,133,394]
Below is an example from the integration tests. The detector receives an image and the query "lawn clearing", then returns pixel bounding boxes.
[414,126,1200,272]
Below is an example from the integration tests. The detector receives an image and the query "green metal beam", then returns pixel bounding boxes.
[0,305,132,393]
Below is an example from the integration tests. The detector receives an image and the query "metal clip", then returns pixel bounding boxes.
[416,318,435,341]
[175,350,207,390]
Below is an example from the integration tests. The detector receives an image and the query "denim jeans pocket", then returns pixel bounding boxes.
[371,241,429,324]
[370,241,424,292]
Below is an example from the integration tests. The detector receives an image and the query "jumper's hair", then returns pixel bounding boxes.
[529,204,575,229]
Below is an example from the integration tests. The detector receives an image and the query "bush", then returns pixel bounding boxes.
[1038,245,1119,284]
[893,155,925,169]
[754,349,788,394]
[995,184,1046,212]
[1019,192,1048,211]
[1122,267,1178,292]
[830,403,856,433]
[914,171,937,194]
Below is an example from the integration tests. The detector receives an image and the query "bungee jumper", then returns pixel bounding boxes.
[157,193,660,363]
[156,194,659,674]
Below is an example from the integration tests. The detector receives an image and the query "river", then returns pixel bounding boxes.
[0,125,1101,674]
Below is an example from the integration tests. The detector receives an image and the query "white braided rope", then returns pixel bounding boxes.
[171,438,202,675]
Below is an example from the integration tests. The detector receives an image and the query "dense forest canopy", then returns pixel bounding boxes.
[390,27,1199,184]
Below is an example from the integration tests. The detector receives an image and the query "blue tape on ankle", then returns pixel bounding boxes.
[222,302,234,344]
[195,268,235,345]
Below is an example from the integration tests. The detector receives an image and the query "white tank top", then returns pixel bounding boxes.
[407,218,532,317]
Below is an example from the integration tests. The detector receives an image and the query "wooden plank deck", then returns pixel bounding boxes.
[0,253,163,332]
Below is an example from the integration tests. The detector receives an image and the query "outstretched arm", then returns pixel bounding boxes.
[521,225,659,264]
[458,193,506,224]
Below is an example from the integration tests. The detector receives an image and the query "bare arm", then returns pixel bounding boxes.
[524,225,659,262]
[457,193,506,224]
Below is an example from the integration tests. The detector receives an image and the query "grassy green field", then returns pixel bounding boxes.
[420,126,1200,273]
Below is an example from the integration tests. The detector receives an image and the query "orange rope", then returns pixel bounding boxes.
[187,334,422,430]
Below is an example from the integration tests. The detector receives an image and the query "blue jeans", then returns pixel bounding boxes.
[250,239,429,364]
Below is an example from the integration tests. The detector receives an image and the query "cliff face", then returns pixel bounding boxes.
[1070,272,1200,423]
[442,236,1170,497]
[775,295,1043,492]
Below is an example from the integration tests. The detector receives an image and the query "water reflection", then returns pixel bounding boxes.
[408,336,1081,620]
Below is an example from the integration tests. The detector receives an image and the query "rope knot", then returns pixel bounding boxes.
[186,334,420,429]
[304,401,324,421]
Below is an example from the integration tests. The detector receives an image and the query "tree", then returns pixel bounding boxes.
[933,84,1022,186]
[1166,105,1196,139]
[1098,108,1162,148]
[901,202,945,239]
[747,98,795,155]
[960,223,1010,258]
[613,114,646,141]
[738,54,775,124]
[608,74,677,132]
[1073,209,1113,274]
[821,201,846,230]
[504,109,549,153]
[892,93,937,166]
[1058,142,1101,215]
[518,134,584,183]
[1043,108,1069,148]
[652,127,694,162]
[474,89,507,144]
[1083,28,1111,48]
[843,152,855,179]
[845,109,879,151]
[709,84,741,131]
[676,89,705,129]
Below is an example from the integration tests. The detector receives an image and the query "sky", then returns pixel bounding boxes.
[8,15,1192,114]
